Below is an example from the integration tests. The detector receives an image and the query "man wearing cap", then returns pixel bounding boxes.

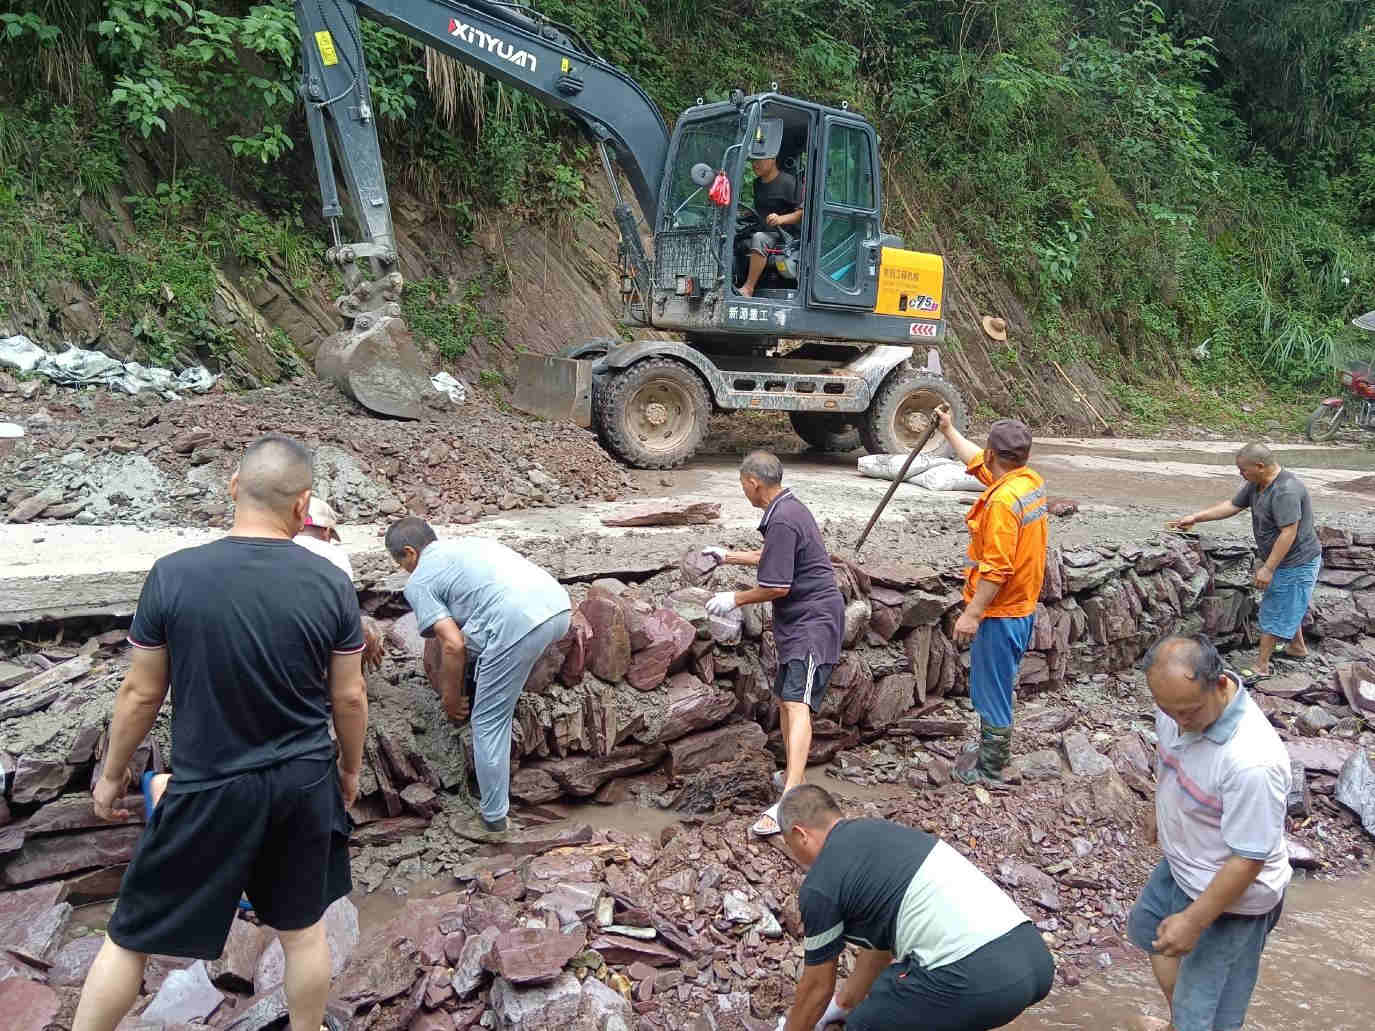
[294,496,353,578]
[934,406,1047,784]
[292,497,384,673]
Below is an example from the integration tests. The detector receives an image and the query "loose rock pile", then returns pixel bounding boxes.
[2,526,1375,1029]
[1,377,633,526]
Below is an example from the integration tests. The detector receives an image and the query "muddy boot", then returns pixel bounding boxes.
[953,720,986,784]
[954,721,1012,784]
[983,723,1012,782]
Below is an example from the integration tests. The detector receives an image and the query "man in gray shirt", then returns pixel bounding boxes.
[1167,443,1321,679]
[385,517,571,833]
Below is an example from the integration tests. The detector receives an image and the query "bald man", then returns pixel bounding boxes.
[1127,634,1289,1031]
[1168,443,1321,680]
[73,434,369,1031]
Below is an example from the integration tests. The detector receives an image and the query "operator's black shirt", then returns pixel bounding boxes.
[129,536,365,792]
[753,171,801,220]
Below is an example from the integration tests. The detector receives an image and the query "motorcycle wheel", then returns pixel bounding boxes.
[1305,404,1348,442]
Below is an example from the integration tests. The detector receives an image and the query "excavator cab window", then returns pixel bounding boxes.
[664,116,738,229]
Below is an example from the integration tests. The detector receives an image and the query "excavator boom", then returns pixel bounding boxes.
[294,0,670,417]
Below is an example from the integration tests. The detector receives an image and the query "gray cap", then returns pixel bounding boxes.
[987,419,1033,459]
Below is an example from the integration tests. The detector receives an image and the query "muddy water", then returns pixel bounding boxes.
[1010,868,1375,1030]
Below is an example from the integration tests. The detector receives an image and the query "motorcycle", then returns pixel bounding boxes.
[1305,311,1375,442]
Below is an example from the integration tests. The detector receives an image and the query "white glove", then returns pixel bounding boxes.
[706,591,738,616]
[814,997,851,1029]
[703,546,727,566]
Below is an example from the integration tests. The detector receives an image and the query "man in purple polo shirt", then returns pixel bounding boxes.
[705,451,845,837]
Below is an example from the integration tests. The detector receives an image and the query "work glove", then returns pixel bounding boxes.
[815,997,851,1029]
[702,546,727,567]
[706,591,738,616]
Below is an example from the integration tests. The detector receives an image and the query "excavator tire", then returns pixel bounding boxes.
[789,412,861,453]
[860,367,968,456]
[594,357,710,469]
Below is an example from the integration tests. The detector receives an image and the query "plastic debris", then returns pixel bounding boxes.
[0,336,218,399]
[431,371,468,404]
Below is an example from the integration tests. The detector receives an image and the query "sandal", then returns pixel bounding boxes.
[751,802,782,838]
[1238,667,1271,686]
[140,771,159,823]
[1271,645,1307,665]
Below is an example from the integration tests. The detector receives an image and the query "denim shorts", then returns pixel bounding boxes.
[1127,860,1283,1031]
[1257,555,1321,640]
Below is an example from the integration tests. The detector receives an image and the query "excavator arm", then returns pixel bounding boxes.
[294,0,669,417]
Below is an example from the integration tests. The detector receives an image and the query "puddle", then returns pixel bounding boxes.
[1009,867,1375,1030]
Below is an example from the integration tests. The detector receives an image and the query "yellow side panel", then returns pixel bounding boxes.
[314,30,339,67]
[873,248,944,320]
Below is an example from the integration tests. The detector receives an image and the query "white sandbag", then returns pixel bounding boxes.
[910,463,984,492]
[857,453,951,482]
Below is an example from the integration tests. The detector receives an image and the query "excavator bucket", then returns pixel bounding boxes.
[315,316,433,420]
[513,354,594,427]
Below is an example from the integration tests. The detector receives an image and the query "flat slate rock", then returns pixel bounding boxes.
[493,925,587,985]
[49,933,107,987]
[1335,750,1375,836]
[1061,731,1113,778]
[0,977,61,1031]
[1285,739,1358,776]
[140,960,224,1025]
[0,881,73,966]
[600,501,720,527]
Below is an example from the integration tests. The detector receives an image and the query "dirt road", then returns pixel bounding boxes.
[5,435,1374,624]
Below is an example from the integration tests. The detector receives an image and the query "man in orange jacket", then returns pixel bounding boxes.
[934,406,1047,784]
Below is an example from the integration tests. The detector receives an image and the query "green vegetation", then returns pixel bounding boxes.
[1,0,1373,423]
[402,274,505,361]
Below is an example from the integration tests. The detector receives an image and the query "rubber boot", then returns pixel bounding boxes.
[953,719,986,784]
[954,720,1012,784]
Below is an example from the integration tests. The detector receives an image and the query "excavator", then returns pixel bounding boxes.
[295,0,968,467]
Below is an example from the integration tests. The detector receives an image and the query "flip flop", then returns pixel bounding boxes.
[1271,645,1307,665]
[1238,667,1271,686]
[140,771,158,823]
[751,802,782,838]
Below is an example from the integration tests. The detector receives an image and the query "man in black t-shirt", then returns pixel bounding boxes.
[740,154,802,297]
[775,786,1053,1031]
[72,435,369,1031]
[1167,442,1322,680]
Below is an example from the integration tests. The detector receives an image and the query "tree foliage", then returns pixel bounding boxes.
[0,0,1372,390]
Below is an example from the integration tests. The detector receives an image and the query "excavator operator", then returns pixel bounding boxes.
[740,119,802,297]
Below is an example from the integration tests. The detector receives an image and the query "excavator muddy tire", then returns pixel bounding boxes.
[594,357,710,469]
[789,412,861,453]
[859,368,967,456]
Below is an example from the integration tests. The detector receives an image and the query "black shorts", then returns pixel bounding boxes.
[107,756,353,959]
[773,657,834,713]
[848,922,1055,1031]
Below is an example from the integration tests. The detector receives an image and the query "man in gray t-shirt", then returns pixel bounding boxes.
[384,517,571,834]
[1167,443,1322,679]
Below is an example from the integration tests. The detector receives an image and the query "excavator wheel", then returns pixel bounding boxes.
[594,357,710,469]
[860,367,968,456]
[788,412,861,453]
